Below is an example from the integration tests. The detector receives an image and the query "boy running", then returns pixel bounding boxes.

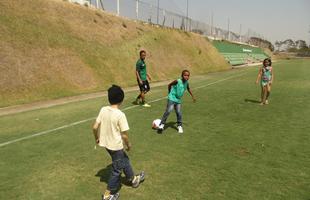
[92,85,145,200]
[158,70,196,133]
[135,50,152,107]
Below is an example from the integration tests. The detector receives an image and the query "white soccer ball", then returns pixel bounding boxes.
[152,119,161,129]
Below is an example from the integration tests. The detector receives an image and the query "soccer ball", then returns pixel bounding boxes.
[152,119,161,129]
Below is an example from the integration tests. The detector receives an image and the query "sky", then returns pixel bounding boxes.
[143,0,310,45]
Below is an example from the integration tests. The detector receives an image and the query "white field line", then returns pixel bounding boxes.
[0,72,247,148]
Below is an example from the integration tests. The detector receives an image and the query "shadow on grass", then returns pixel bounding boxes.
[165,122,178,131]
[244,98,261,104]
[156,121,180,134]
[95,164,132,188]
[131,100,140,105]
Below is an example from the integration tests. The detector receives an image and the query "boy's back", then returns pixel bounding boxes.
[96,106,129,151]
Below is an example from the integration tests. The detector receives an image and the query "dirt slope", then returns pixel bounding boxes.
[0,0,229,107]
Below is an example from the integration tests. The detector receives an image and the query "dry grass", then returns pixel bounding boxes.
[0,0,228,107]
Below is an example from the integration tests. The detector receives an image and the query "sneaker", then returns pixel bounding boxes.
[157,124,164,134]
[265,100,269,104]
[177,126,183,133]
[158,124,164,130]
[132,171,145,188]
[102,193,120,200]
[142,103,151,107]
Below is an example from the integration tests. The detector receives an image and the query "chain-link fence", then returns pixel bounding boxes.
[84,0,265,44]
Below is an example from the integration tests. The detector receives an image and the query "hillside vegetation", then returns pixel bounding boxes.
[0,0,229,107]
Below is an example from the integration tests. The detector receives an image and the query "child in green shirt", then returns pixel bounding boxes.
[158,70,196,133]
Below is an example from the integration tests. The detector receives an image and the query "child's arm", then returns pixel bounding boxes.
[136,70,142,85]
[270,67,274,84]
[121,131,131,151]
[168,80,178,93]
[92,121,100,144]
[255,68,262,84]
[187,85,196,102]
[147,73,152,81]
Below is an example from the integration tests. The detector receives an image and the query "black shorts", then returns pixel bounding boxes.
[137,79,150,93]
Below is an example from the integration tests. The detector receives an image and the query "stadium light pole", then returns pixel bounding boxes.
[227,18,230,41]
[157,0,159,25]
[211,11,214,37]
[308,25,310,47]
[136,0,139,19]
[117,0,120,16]
[186,0,189,31]
[239,24,242,42]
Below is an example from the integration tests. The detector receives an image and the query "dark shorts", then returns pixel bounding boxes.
[137,79,150,93]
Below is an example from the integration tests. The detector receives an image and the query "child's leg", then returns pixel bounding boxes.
[174,103,182,126]
[120,150,144,188]
[122,151,135,182]
[160,100,175,125]
[140,92,145,103]
[140,81,150,104]
[260,86,264,102]
[262,86,268,104]
[106,149,126,194]
[266,84,271,100]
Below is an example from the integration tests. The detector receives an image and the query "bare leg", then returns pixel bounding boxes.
[266,84,271,103]
[140,92,145,104]
[261,86,268,105]
[260,87,264,103]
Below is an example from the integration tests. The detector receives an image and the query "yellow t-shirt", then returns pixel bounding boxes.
[96,106,129,151]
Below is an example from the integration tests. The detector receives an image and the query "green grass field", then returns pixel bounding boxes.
[0,59,309,200]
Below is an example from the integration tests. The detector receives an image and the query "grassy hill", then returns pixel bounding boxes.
[0,0,229,107]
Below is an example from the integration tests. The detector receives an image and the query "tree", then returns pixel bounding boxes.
[275,41,282,51]
[283,39,296,50]
[295,40,308,49]
[248,37,274,51]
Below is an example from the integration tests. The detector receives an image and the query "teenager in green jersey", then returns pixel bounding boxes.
[135,50,152,107]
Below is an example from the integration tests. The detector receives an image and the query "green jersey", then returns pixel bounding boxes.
[136,59,147,81]
[168,79,188,104]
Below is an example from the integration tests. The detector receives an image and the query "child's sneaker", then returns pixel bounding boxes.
[132,171,145,188]
[157,124,164,133]
[177,126,183,133]
[158,124,164,130]
[102,193,120,200]
[142,103,151,107]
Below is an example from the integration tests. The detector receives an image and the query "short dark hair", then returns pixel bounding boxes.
[181,69,190,77]
[139,50,146,56]
[108,85,124,105]
[267,58,272,66]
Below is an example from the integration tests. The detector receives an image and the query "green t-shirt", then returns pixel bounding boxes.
[136,59,147,81]
[168,79,188,104]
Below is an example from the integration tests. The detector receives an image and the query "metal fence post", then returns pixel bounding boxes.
[117,0,120,16]
[136,0,139,19]
[162,10,166,26]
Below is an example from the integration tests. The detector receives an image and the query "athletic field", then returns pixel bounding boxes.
[0,59,309,200]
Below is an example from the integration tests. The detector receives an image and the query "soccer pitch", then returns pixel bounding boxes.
[0,59,309,200]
